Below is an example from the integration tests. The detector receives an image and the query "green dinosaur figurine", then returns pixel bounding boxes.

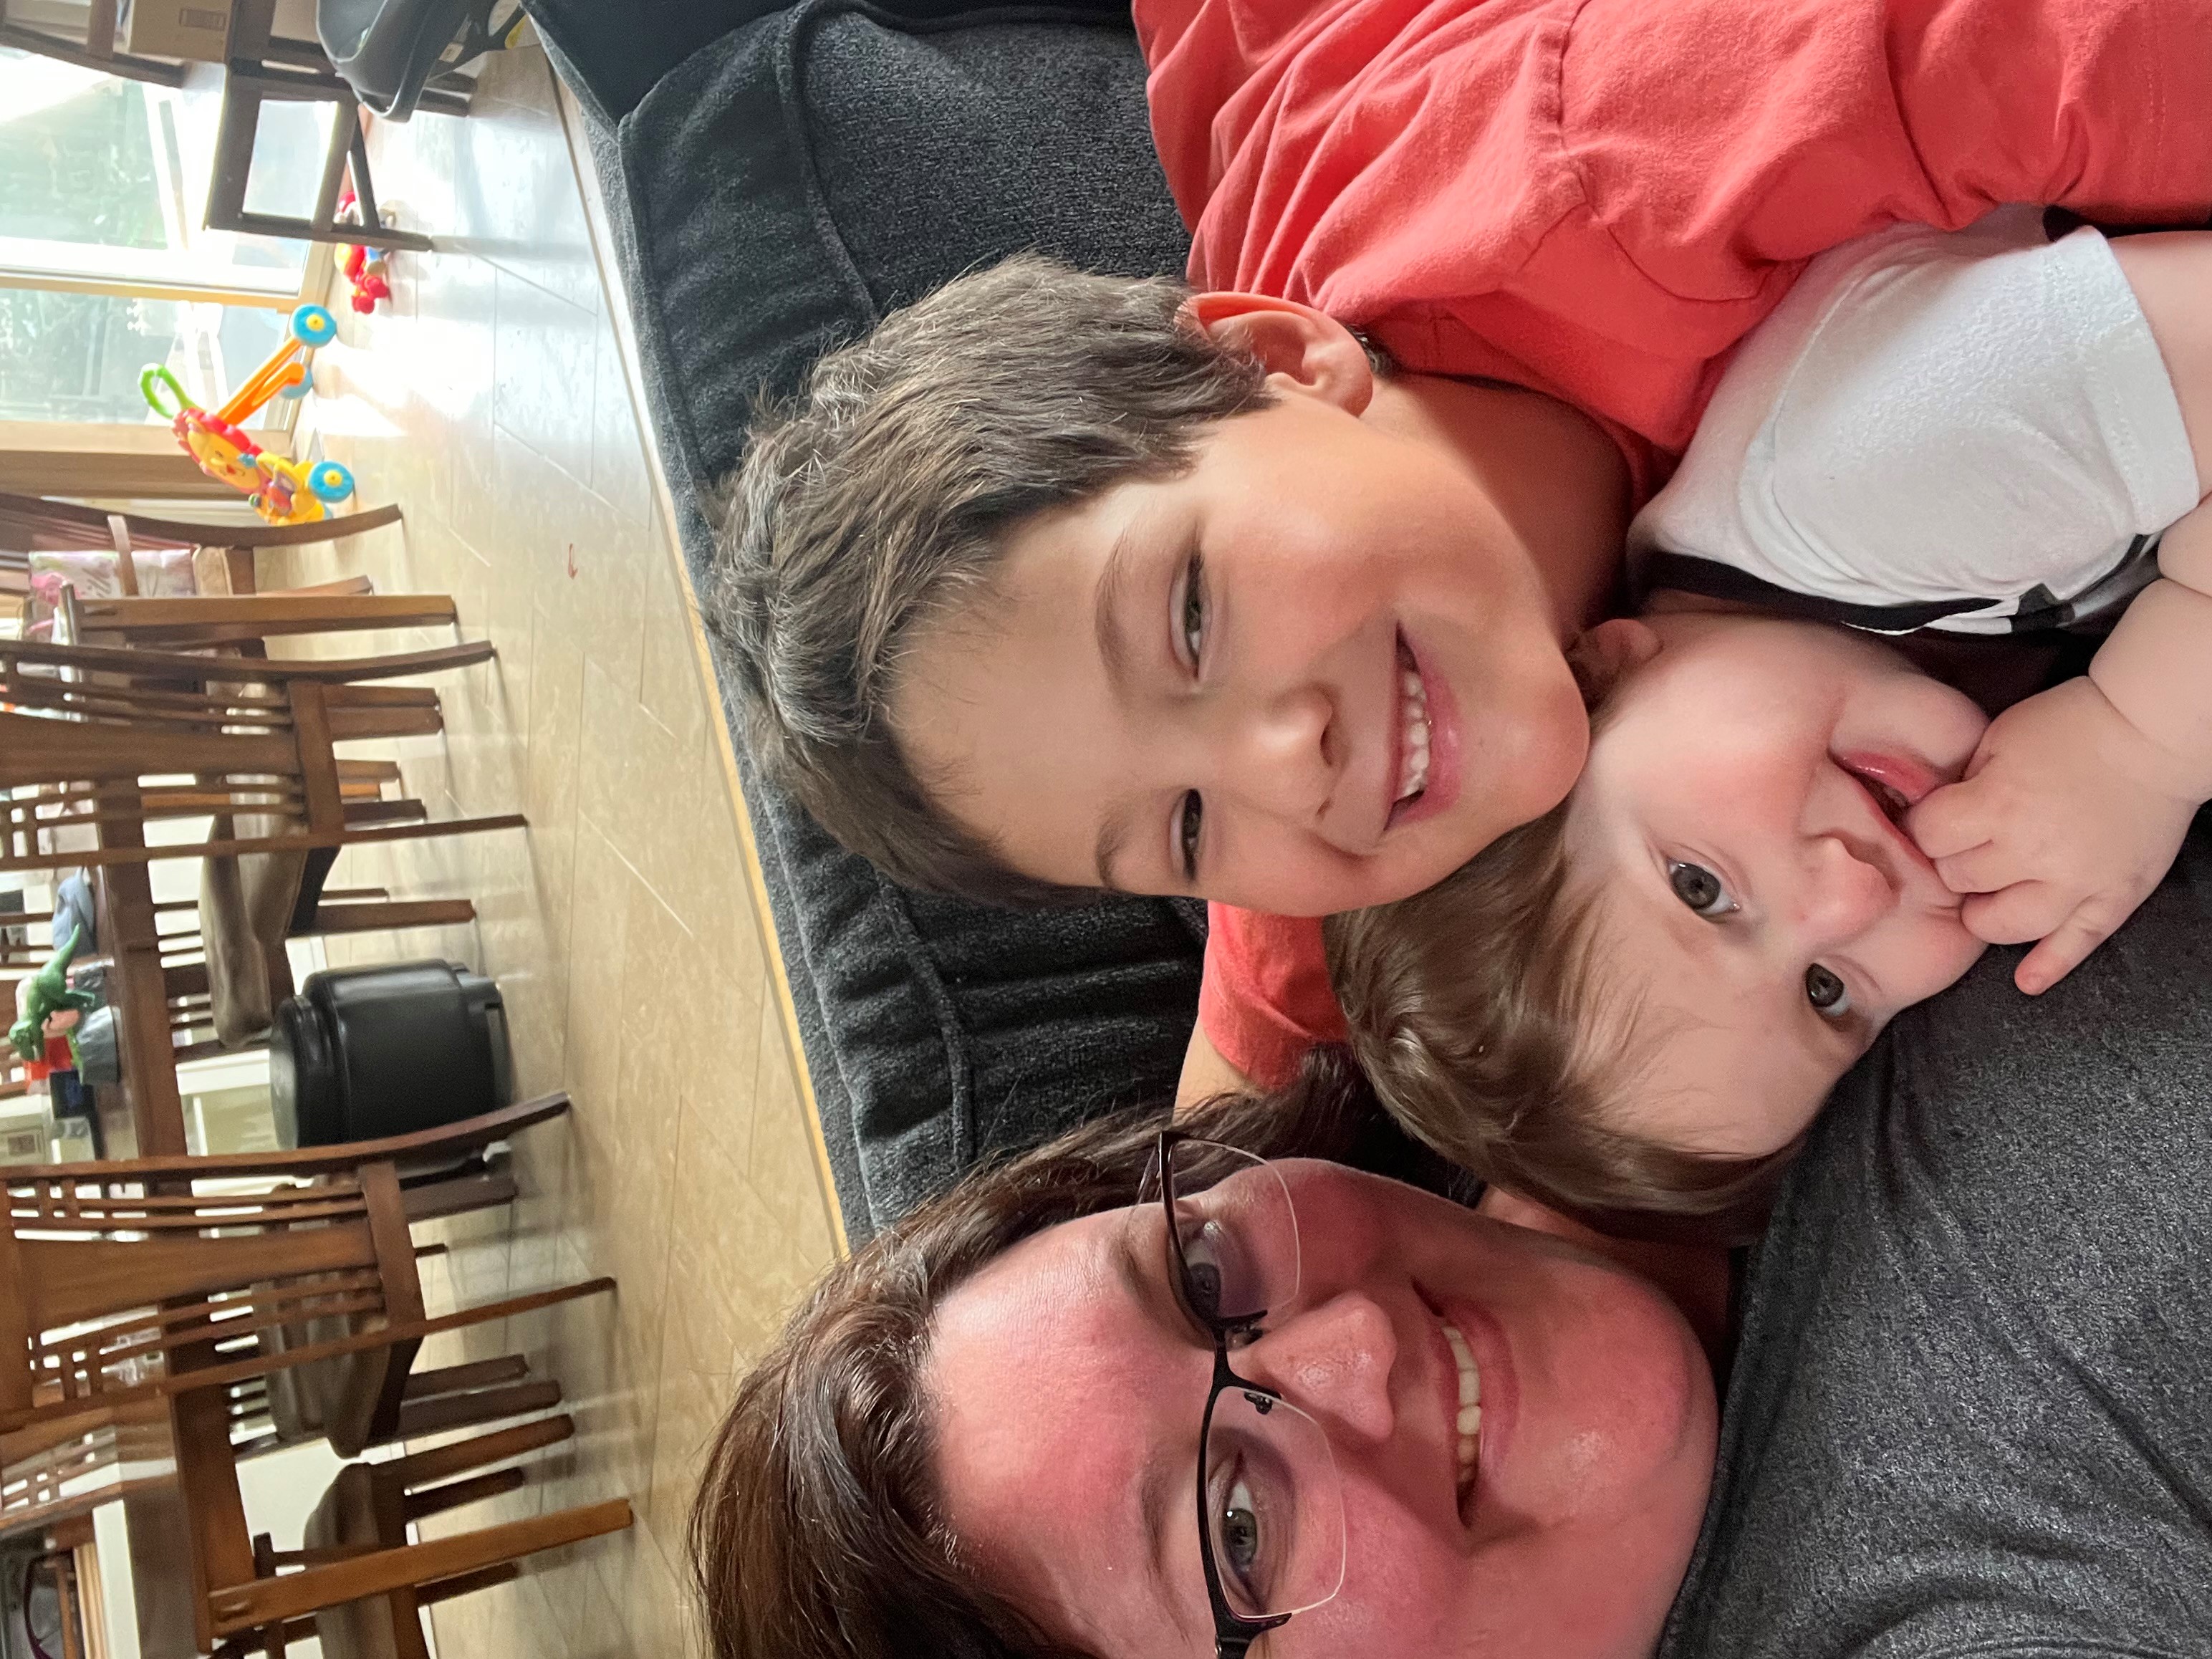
[9,925,98,1065]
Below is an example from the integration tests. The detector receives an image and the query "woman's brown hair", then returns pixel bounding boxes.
[1324,808,1798,1246]
[687,1052,1462,1659]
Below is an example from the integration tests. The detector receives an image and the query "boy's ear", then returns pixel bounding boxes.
[1567,617,1662,708]
[1182,292,1375,414]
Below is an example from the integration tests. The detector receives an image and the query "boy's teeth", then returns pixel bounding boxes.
[1398,665,1431,803]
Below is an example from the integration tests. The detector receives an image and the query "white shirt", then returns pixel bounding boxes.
[1629,208,2203,636]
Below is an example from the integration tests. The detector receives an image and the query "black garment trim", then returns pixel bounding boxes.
[1639,534,2160,639]
[1637,551,1990,633]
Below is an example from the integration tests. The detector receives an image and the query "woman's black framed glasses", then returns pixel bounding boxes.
[1140,1130,1346,1659]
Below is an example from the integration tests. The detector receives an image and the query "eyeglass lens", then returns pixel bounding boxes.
[1146,1138,1347,1623]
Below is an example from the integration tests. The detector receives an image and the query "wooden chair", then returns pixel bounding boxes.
[209,0,459,254]
[0,0,188,87]
[69,591,458,649]
[0,487,405,603]
[0,884,441,971]
[0,1095,599,1434]
[0,489,403,559]
[0,1399,172,1544]
[0,634,517,877]
[0,1351,550,1547]
[212,1416,630,1658]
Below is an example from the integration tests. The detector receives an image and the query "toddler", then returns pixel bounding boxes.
[1328,209,2212,1236]
[1327,610,1991,1239]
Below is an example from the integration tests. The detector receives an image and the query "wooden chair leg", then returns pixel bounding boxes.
[262,576,375,599]
[402,1170,516,1223]
[309,898,476,933]
[342,798,431,827]
[391,1415,573,1489]
[403,1466,526,1523]
[403,1355,528,1398]
[417,1562,519,1605]
[212,1620,313,1659]
[394,1380,561,1440]
[206,1499,634,1633]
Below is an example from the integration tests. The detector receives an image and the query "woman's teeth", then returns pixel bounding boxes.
[1398,660,1431,804]
[1443,1319,1481,1493]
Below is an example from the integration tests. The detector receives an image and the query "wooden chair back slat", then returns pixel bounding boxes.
[9,1178,363,1216]
[19,1218,380,1332]
[0,1227,32,1417]
[37,1274,385,1362]
[0,708,299,791]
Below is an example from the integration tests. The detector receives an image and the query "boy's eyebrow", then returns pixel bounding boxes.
[1095,801,1137,892]
[1090,525,1148,892]
[1092,521,1145,691]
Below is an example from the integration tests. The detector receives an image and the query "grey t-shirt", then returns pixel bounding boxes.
[1659,832,2212,1656]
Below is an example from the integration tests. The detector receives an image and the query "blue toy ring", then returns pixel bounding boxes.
[307,461,355,503]
[291,304,338,347]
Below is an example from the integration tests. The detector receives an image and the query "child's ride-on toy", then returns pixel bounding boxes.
[140,303,357,526]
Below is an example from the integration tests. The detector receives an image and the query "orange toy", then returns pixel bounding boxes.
[140,304,356,525]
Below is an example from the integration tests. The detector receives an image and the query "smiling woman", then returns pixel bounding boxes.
[688,1056,1718,1659]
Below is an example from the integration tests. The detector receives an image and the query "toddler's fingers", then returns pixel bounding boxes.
[1903,784,1993,862]
[1958,882,2069,948]
[2014,901,2127,995]
[1930,841,2016,896]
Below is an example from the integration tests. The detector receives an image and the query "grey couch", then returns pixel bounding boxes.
[521,0,1211,1243]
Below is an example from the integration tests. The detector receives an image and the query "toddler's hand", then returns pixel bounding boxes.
[1905,678,2200,995]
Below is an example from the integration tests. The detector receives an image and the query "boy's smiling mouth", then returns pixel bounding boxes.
[1386,629,1463,836]
[1396,632,1433,806]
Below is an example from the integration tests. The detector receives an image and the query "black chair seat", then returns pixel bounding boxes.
[318,0,506,119]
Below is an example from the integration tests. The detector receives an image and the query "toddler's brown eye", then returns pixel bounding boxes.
[1805,964,1851,1017]
[1667,861,1733,918]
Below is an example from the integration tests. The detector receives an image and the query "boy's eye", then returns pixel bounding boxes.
[1667,860,1736,919]
[1178,790,1205,883]
[1181,554,1206,667]
[1805,964,1852,1019]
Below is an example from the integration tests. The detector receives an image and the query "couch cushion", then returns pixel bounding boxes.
[539,1,1206,1240]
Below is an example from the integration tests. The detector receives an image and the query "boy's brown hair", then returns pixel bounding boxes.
[1324,807,1799,1245]
[706,254,1274,908]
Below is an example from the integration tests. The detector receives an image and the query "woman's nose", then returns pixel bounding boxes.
[1789,835,1894,950]
[1235,1292,1398,1448]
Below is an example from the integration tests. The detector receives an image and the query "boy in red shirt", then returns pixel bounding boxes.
[708,0,2212,1097]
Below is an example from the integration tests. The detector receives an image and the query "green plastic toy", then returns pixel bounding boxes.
[9,926,98,1065]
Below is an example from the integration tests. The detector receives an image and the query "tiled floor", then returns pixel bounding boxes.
[261,42,841,1657]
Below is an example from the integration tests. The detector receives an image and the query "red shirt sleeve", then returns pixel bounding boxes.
[1200,904,1348,1088]
[1139,0,2212,468]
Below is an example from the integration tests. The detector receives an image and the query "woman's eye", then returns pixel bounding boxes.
[1178,791,1204,883]
[1181,554,1206,667]
[1218,1471,1264,1578]
[1805,963,1852,1018]
[1667,861,1736,919]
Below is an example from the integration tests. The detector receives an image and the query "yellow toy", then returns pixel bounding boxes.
[140,304,356,526]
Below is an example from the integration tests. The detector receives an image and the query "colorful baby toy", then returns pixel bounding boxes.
[336,190,395,314]
[9,926,97,1069]
[140,303,357,526]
